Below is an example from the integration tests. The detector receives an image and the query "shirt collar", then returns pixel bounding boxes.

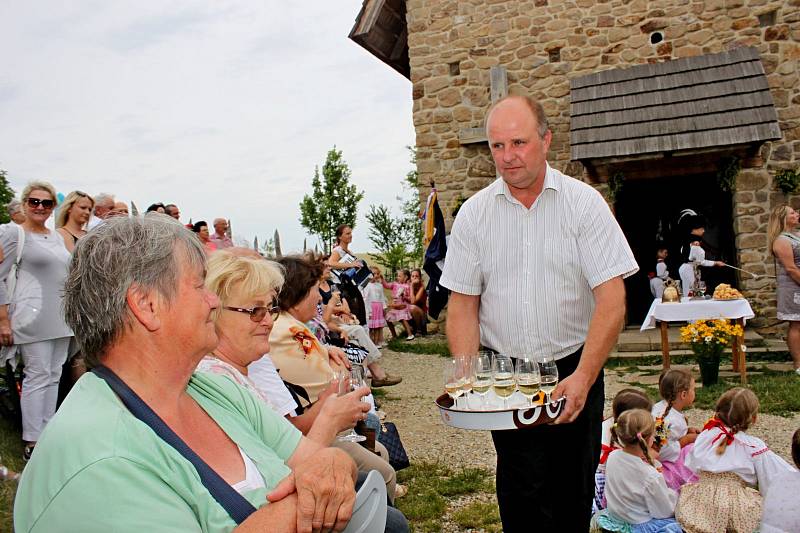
[493,163,560,202]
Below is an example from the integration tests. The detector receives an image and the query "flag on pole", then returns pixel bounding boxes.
[422,188,449,319]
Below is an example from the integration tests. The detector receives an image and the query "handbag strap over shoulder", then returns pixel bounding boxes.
[6,225,25,299]
[91,365,257,524]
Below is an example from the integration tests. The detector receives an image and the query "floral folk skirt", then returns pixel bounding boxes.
[675,471,762,533]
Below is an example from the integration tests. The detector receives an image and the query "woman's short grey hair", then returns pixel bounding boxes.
[63,214,205,368]
[6,200,21,215]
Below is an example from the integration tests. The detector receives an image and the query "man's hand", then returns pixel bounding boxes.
[552,371,592,424]
[280,448,357,533]
[326,346,351,370]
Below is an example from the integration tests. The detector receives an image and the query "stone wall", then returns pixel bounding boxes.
[406,0,800,327]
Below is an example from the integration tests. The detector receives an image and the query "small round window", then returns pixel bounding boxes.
[650,31,664,45]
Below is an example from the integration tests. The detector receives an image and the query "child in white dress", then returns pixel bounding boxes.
[649,247,669,299]
[677,388,795,533]
[362,267,388,347]
[760,428,800,533]
[651,368,699,491]
[595,409,682,533]
[595,388,654,512]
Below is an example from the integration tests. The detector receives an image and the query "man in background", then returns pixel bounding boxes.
[210,218,233,249]
[87,193,115,229]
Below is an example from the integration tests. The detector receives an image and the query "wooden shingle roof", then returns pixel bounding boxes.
[349,0,410,79]
[569,47,781,161]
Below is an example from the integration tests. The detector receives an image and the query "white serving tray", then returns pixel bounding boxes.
[436,391,566,431]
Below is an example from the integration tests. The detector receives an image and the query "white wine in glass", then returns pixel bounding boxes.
[471,352,493,409]
[492,355,515,409]
[444,359,464,408]
[538,355,559,405]
[337,366,367,443]
[515,356,541,407]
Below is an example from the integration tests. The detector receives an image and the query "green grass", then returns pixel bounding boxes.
[395,461,495,532]
[387,338,450,357]
[691,367,800,416]
[0,416,22,532]
[451,501,502,532]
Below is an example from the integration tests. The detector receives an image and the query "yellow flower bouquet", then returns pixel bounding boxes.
[680,319,744,384]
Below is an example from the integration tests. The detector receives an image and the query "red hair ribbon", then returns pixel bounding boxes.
[599,443,617,465]
[703,417,735,446]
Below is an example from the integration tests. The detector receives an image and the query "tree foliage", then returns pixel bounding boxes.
[299,147,364,254]
[366,147,423,275]
[0,170,15,224]
[366,204,408,276]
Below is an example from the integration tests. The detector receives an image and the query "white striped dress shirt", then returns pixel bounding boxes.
[440,164,638,360]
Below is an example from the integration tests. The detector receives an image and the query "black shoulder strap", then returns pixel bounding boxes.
[91,365,257,524]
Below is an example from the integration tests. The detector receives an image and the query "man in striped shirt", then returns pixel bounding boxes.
[440,95,638,532]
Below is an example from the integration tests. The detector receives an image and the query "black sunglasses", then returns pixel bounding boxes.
[223,303,280,323]
[26,197,55,209]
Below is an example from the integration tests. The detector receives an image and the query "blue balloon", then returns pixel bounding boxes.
[56,192,65,203]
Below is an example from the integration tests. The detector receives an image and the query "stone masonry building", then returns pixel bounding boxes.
[351,0,800,327]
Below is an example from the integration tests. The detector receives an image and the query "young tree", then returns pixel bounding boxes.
[0,169,15,224]
[366,204,407,275]
[299,147,364,254]
[400,146,423,261]
[366,147,424,274]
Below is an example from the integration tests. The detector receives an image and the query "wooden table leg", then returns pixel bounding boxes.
[734,318,746,384]
[660,321,670,369]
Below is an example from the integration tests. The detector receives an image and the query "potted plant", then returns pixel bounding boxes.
[679,319,744,385]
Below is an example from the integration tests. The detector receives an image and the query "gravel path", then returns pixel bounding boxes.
[377,347,799,469]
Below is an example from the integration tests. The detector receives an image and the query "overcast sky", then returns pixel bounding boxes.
[0,1,416,252]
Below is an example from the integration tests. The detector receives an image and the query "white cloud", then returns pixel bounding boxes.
[0,1,415,252]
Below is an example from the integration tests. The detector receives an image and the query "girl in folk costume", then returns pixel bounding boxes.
[362,266,388,347]
[760,428,800,533]
[594,409,682,533]
[382,269,415,340]
[652,368,700,491]
[595,389,655,512]
[677,388,795,533]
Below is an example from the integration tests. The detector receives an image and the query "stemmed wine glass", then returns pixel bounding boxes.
[458,356,474,409]
[538,355,559,405]
[471,351,494,409]
[515,356,541,407]
[337,365,367,443]
[491,354,515,409]
[444,358,465,408]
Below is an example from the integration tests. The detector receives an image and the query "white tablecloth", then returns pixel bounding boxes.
[640,298,755,331]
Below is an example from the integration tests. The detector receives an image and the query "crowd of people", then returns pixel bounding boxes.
[591,371,799,533]
[0,183,412,531]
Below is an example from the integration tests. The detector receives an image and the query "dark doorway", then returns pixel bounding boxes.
[614,173,738,325]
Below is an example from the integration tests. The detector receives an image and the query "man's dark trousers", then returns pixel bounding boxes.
[491,347,604,533]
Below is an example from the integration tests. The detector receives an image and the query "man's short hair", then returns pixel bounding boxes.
[165,204,178,216]
[93,193,115,217]
[485,94,550,139]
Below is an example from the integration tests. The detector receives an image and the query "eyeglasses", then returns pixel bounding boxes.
[26,198,55,209]
[223,303,280,323]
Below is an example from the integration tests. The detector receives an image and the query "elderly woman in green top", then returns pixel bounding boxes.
[14,215,357,533]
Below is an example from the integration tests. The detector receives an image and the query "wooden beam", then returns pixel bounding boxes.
[459,66,508,146]
[490,66,508,103]
[458,127,487,145]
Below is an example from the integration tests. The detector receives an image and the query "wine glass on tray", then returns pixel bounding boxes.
[515,355,541,407]
[471,351,494,409]
[538,355,559,405]
[491,355,515,409]
[444,358,465,409]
